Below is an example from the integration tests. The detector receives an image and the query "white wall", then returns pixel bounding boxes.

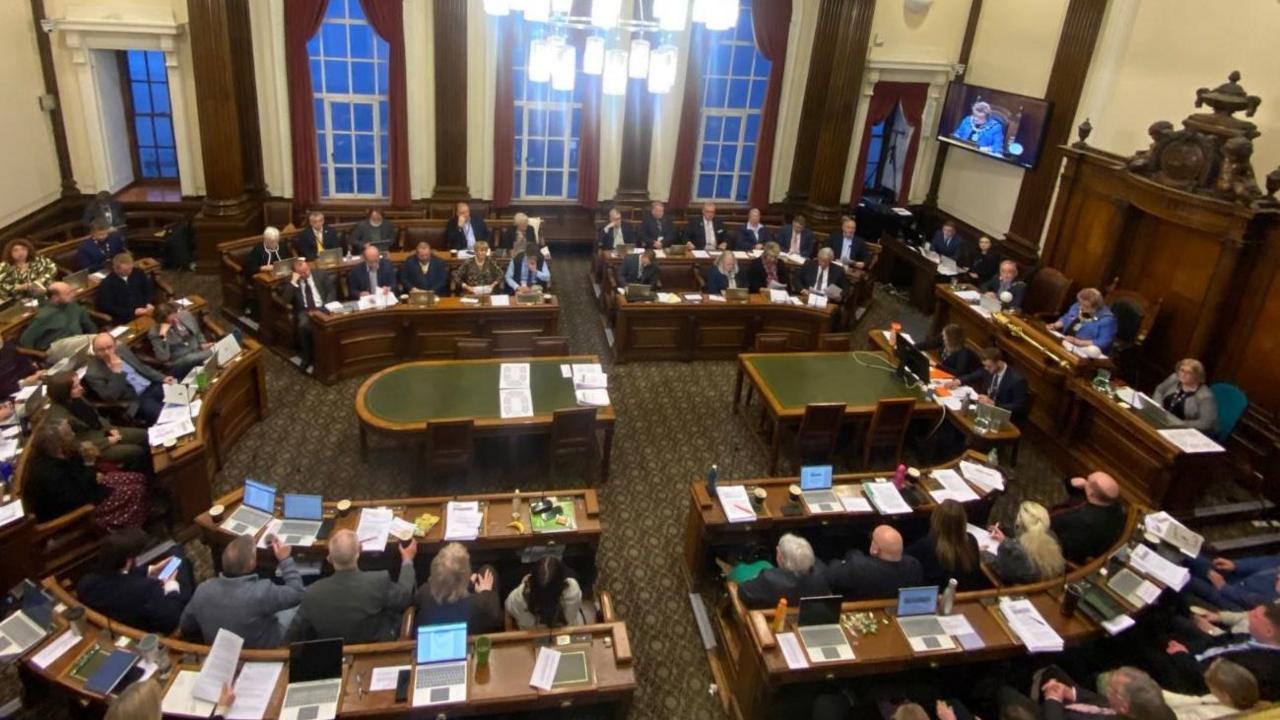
[249,0,291,199]
[0,0,63,227]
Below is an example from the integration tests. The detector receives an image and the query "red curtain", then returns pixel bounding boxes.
[360,0,411,206]
[284,0,329,209]
[667,26,707,208]
[747,0,791,208]
[850,81,929,204]
[492,17,517,208]
[577,55,601,209]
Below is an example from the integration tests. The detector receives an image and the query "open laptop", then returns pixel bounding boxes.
[795,595,854,663]
[799,465,841,514]
[624,283,653,301]
[413,623,468,707]
[315,248,342,267]
[894,586,956,653]
[974,403,1012,433]
[277,493,323,545]
[0,595,52,660]
[220,479,276,536]
[280,638,344,720]
[272,258,295,277]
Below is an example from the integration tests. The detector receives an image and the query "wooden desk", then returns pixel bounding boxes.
[875,235,946,314]
[614,292,836,363]
[309,297,561,384]
[595,248,716,293]
[355,356,616,480]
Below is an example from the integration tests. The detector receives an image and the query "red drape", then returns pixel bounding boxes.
[360,0,411,206]
[667,26,707,208]
[577,56,600,209]
[284,0,329,209]
[747,0,791,209]
[492,17,517,208]
[850,81,929,204]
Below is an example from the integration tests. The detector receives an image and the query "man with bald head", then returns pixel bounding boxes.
[83,331,173,425]
[288,529,417,644]
[825,525,923,601]
[19,281,97,351]
[1051,471,1126,565]
[180,534,302,648]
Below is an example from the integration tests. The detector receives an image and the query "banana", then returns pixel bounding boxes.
[507,519,526,533]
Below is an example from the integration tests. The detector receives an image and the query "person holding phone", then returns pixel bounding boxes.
[76,528,195,634]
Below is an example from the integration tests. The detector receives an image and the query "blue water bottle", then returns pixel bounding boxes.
[706,464,719,496]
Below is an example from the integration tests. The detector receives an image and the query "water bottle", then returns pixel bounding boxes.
[941,578,958,615]
[706,464,719,496]
[893,464,907,489]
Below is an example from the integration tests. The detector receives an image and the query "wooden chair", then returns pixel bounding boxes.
[421,418,474,481]
[743,332,791,414]
[548,407,600,483]
[791,402,847,468]
[531,335,570,356]
[818,333,851,352]
[1023,267,1074,320]
[1105,279,1162,382]
[491,328,541,356]
[860,397,915,470]
[453,337,493,359]
[262,200,295,230]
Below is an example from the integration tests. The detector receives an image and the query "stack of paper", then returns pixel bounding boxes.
[682,293,704,302]
[998,598,1064,653]
[929,469,981,503]
[834,485,872,513]
[444,501,484,540]
[966,524,1000,554]
[656,292,683,304]
[953,290,982,303]
[939,614,985,650]
[225,661,283,720]
[573,370,608,390]
[148,417,196,447]
[959,461,1005,492]
[1157,428,1225,454]
[767,289,789,303]
[864,481,912,515]
[530,647,561,691]
[489,294,511,307]
[355,507,393,551]
[1129,544,1191,590]
[0,438,17,461]
[716,485,757,523]
[691,250,711,259]
[573,367,610,407]
[193,629,243,702]
[0,499,24,529]
[162,669,218,717]
[1143,511,1204,557]
[499,363,534,418]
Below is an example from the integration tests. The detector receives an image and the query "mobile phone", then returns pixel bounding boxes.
[157,556,182,582]
[394,668,410,703]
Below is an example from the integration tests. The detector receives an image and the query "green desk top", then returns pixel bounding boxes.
[362,359,584,425]
[745,352,925,411]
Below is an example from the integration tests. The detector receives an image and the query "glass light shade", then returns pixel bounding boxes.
[590,0,622,28]
[483,0,511,16]
[602,49,628,95]
[583,36,605,74]
[653,0,689,31]
[647,43,678,93]
[508,0,526,10]
[705,0,738,30]
[628,38,651,79]
[552,44,577,92]
[524,0,550,22]
[691,0,715,24]
[551,0,574,13]
[528,38,552,83]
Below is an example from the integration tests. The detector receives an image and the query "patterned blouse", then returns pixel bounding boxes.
[455,259,504,293]
[0,256,59,301]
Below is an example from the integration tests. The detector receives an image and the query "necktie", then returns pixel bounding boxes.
[988,371,1001,397]
[302,280,316,310]
[314,230,324,254]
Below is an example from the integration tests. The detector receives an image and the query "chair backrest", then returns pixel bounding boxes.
[1023,267,1073,317]
[454,337,494,359]
[531,335,570,357]
[426,419,474,467]
[818,333,851,352]
[262,200,295,230]
[753,332,790,353]
[491,328,541,355]
[797,403,847,458]
[1109,297,1145,345]
[1209,382,1248,441]
[550,407,598,458]
[864,397,915,468]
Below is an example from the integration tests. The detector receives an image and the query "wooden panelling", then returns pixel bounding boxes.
[432,0,470,198]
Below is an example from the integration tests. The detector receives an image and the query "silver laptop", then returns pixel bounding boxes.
[895,586,956,653]
[413,623,468,707]
[799,465,840,514]
[280,639,343,720]
[0,611,48,659]
[277,493,323,545]
[974,403,1012,433]
[796,595,854,663]
[221,479,276,536]
[272,258,295,277]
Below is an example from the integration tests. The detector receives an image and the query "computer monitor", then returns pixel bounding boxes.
[288,638,343,683]
[283,493,323,521]
[800,465,833,492]
[894,334,931,388]
[416,623,467,665]
[896,586,939,617]
[797,595,843,627]
[242,479,277,513]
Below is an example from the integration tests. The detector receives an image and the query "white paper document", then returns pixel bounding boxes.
[806,293,828,309]
[445,501,484,541]
[193,628,243,702]
[953,290,982,303]
[573,371,608,389]
[775,632,810,669]
[530,647,561,690]
[499,388,534,419]
[930,469,981,503]
[0,438,17,461]
[682,293,704,302]
[1129,544,1190,590]
[389,516,417,542]
[109,325,130,338]
[998,598,1064,653]
[224,661,283,720]
[499,363,531,390]
[691,250,710,259]
[214,334,242,364]
[0,498,23,528]
[834,485,872,513]
[575,389,611,407]
[149,417,196,447]
[571,363,602,378]
[1157,428,1225,454]
[370,665,411,692]
[31,629,80,669]
[158,404,192,426]
[864,481,912,515]
[1101,614,1136,636]
[1143,511,1204,557]
[716,485,757,523]
[163,383,192,406]
[162,669,218,717]
[489,294,511,307]
[959,460,1005,492]
[706,294,726,302]
[559,364,572,378]
[356,507,394,551]
[767,289,789,303]
[966,524,1001,554]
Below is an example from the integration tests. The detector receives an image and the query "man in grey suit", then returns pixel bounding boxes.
[180,534,303,648]
[288,529,417,644]
[83,332,175,426]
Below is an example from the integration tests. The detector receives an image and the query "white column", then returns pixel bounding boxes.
[249,0,291,199]
[466,3,497,200]
[841,69,880,207]
[405,0,435,199]
[769,0,815,203]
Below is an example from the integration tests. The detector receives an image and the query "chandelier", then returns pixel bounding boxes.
[483,0,740,96]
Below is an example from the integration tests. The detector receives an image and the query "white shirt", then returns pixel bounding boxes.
[294,275,323,310]
[703,219,716,249]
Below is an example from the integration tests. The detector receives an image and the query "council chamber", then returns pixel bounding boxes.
[0,1,1278,719]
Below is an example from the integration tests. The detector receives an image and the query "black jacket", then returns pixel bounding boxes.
[445,216,491,251]
[981,276,1027,310]
[95,269,154,324]
[735,225,772,251]
[792,260,846,295]
[414,589,504,635]
[824,550,924,601]
[619,255,659,288]
[399,256,450,295]
[639,215,677,249]
[828,233,871,265]
[28,454,108,522]
[1050,501,1126,565]
[905,533,987,591]
[703,265,747,294]
[962,249,1002,286]
[598,223,636,249]
[684,217,727,249]
[500,224,539,251]
[77,569,189,634]
[959,364,1029,420]
[738,562,831,609]
[243,243,291,279]
[293,226,342,260]
[747,257,790,293]
[280,270,337,315]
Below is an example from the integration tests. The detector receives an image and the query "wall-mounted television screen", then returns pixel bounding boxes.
[937,82,1052,170]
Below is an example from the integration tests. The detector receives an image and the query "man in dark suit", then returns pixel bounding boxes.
[620,249,659,289]
[399,241,449,295]
[76,528,194,635]
[1000,666,1173,720]
[747,242,790,293]
[684,201,727,251]
[95,252,154,324]
[288,530,416,644]
[501,212,539,251]
[82,191,125,230]
[1159,602,1280,701]
[598,208,635,249]
[825,525,924,600]
[735,207,771,251]
[929,220,963,259]
[829,216,871,269]
[84,332,172,425]
[737,534,830,610]
[954,347,1029,421]
[981,260,1027,310]
[639,201,676,249]
[445,201,491,252]
[292,211,341,260]
[1051,472,1125,565]
[793,248,846,299]
[279,258,336,370]
[346,245,396,299]
[777,215,815,258]
[243,227,292,279]
[77,221,126,272]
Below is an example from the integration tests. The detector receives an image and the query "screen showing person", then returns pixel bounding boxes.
[936,82,1051,169]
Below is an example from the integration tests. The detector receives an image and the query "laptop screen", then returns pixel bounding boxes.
[797,595,842,627]
[897,586,939,617]
[283,494,323,521]
[416,623,467,665]
[289,638,343,683]
[800,465,833,491]
[242,479,277,513]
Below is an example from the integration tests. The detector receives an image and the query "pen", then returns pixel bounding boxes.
[733,504,753,515]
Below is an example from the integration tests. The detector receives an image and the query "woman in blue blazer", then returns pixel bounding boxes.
[1051,287,1117,353]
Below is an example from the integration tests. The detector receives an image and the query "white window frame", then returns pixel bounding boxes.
[514,99,581,201]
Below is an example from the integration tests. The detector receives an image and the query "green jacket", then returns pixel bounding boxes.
[19,302,96,351]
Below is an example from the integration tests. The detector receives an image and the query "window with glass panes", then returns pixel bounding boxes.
[308,0,390,198]
[124,50,178,180]
[511,37,582,201]
[693,3,770,203]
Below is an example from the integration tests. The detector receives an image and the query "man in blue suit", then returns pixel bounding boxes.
[951,100,1005,154]
[829,216,871,270]
[77,221,126,272]
[929,220,963,259]
[1051,287,1117,353]
[445,202,490,252]
[953,347,1029,421]
[399,241,449,295]
[777,215,815,259]
[981,260,1027,310]
[735,207,772,251]
[347,245,396,299]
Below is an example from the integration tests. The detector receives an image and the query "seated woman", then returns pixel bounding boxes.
[415,542,504,634]
[26,419,148,530]
[0,238,59,302]
[960,235,1001,286]
[983,501,1065,585]
[454,241,505,296]
[504,555,596,629]
[44,371,150,473]
[1050,287,1117,354]
[703,251,746,294]
[148,302,214,377]
[1152,358,1219,435]
[906,499,986,590]
[918,323,979,378]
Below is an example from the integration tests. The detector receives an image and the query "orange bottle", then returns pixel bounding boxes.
[772,598,788,633]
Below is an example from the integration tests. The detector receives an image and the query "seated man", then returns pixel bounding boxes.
[829,216,871,270]
[502,212,539,251]
[793,247,846,299]
[929,220,963,260]
[981,260,1027,310]
[1186,553,1280,611]
[506,247,550,294]
[684,201,727,251]
[243,226,290,279]
[180,534,303,648]
[148,302,213,377]
[777,215,815,259]
[735,207,771,251]
[445,202,490,252]
[598,208,635,250]
[288,530,417,644]
[1051,471,1126,565]
[346,245,396,299]
[1016,666,1173,719]
[84,332,173,426]
[76,528,194,635]
[737,533,829,609]
[950,347,1029,421]
[747,242,790,293]
[77,220,126,273]
[350,209,397,253]
[96,252,154,324]
[82,190,125,230]
[1157,601,1280,701]
[825,525,923,600]
[292,211,340,260]
[399,241,449,295]
[19,281,96,351]
[279,258,336,369]
[639,201,676,250]
[1050,287,1117,354]
[620,249,659,289]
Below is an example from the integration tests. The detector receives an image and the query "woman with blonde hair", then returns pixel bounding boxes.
[415,542,503,633]
[105,676,234,720]
[984,501,1065,584]
[1152,358,1218,435]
